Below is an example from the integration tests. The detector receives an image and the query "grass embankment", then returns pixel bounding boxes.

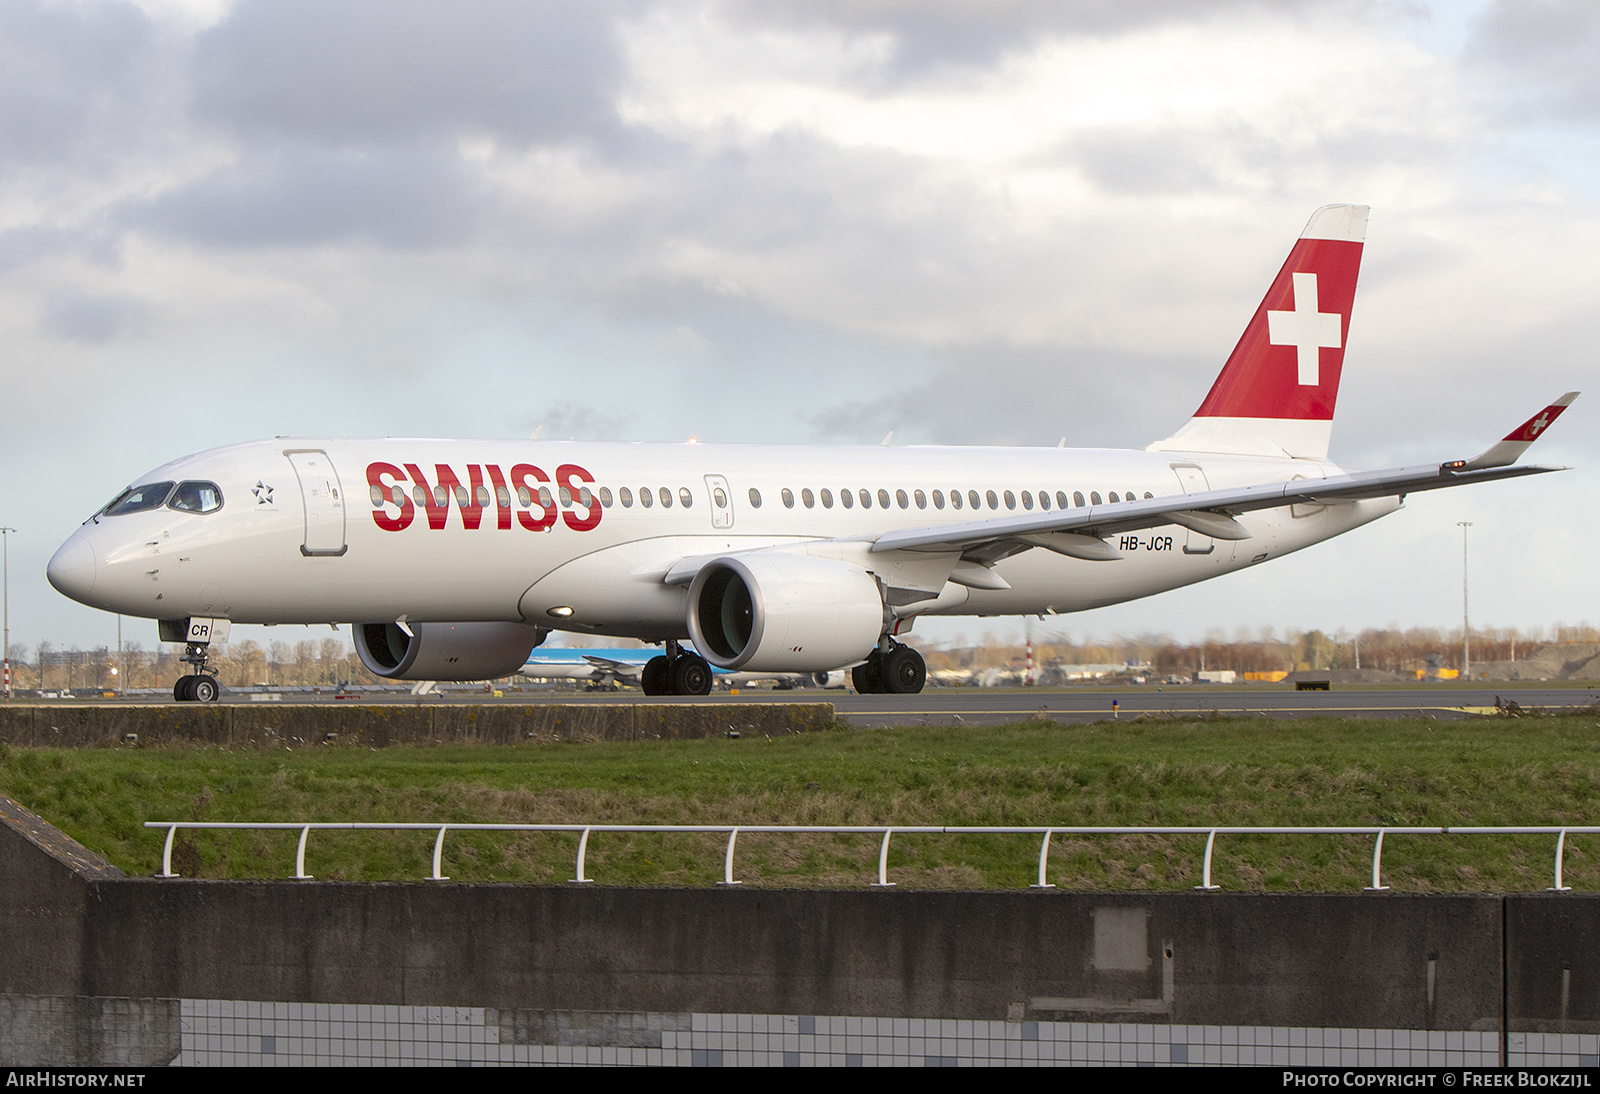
[4,715,1600,892]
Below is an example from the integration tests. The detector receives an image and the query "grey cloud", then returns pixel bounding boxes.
[0,1,174,173]
[39,291,136,344]
[134,145,485,249]
[719,0,1380,79]
[191,0,624,147]
[520,401,633,442]
[1468,0,1600,121]
[809,344,1204,448]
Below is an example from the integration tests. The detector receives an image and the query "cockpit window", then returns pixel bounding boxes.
[102,482,176,517]
[168,481,224,514]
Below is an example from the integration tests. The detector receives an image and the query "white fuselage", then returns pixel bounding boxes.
[50,438,1399,642]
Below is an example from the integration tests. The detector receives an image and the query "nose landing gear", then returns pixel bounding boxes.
[173,641,221,703]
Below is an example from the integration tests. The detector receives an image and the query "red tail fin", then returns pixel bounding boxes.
[1151,205,1367,461]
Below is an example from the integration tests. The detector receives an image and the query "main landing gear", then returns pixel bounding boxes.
[640,641,714,697]
[852,641,926,695]
[173,641,221,703]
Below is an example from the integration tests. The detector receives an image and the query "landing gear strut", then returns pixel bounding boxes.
[641,641,714,697]
[173,642,221,703]
[852,641,926,695]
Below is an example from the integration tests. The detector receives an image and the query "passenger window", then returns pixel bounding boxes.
[369,485,385,507]
[663,487,676,508]
[986,490,998,510]
[782,488,795,508]
[391,486,406,506]
[453,485,468,506]
[841,489,854,509]
[858,489,870,509]
[802,488,815,508]
[560,487,573,506]
[820,488,833,509]
[475,486,490,507]
[1004,490,1016,510]
[497,486,513,507]
[878,489,891,509]
[1057,491,1070,509]
[1073,491,1085,507]
[538,486,553,508]
[518,486,534,506]
[746,487,759,508]
[1127,488,1137,501]
[169,481,223,514]
[928,489,940,509]
[909,489,921,509]
[1109,492,1120,503]
[1090,491,1102,505]
[619,487,633,508]
[640,487,653,508]
[434,486,449,507]
[970,490,982,509]
[1144,492,1154,499]
[578,487,592,506]
[950,490,962,510]
[413,485,428,507]
[1038,491,1050,511]
[1021,491,1033,510]
[597,487,612,508]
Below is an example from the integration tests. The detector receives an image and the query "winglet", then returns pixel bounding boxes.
[1462,392,1579,470]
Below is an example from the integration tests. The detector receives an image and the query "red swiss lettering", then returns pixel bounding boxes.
[403,464,451,530]
[484,465,512,530]
[511,464,556,531]
[558,464,601,531]
[366,462,414,532]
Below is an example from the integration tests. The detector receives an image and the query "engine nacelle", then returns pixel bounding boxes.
[687,554,884,671]
[353,621,547,681]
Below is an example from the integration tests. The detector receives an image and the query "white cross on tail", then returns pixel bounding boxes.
[1267,272,1342,386]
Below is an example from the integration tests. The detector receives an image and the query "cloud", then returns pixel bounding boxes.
[190,0,625,147]
[39,290,138,344]
[135,144,487,249]
[1468,0,1600,121]
[0,0,176,173]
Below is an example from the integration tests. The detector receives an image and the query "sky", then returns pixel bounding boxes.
[1,0,1597,655]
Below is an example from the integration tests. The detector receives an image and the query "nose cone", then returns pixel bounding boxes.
[47,535,97,604]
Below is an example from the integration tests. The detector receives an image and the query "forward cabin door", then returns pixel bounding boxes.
[286,449,348,557]
[704,474,735,529]
[1169,463,1214,556]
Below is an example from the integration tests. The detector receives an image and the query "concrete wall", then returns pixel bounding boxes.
[6,792,1600,1064]
[0,701,835,749]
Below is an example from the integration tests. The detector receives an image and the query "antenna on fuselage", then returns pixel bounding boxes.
[530,425,543,440]
[881,431,894,445]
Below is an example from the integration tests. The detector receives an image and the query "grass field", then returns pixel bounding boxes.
[4,713,1600,892]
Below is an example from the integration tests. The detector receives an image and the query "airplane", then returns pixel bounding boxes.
[47,205,1576,703]
[519,647,844,690]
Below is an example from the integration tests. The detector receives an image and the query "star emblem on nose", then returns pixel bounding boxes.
[253,481,274,505]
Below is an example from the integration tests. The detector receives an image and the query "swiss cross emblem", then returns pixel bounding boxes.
[1268,272,1342,386]
[1528,412,1549,437]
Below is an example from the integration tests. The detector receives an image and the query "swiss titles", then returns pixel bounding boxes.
[365,462,602,533]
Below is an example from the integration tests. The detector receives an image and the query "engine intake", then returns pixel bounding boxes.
[354,621,547,681]
[687,554,883,672]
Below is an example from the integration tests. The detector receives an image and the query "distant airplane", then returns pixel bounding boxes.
[520,647,844,690]
[48,205,1577,703]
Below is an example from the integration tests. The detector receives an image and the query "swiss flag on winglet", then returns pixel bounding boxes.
[1504,401,1571,442]
[1194,205,1367,422]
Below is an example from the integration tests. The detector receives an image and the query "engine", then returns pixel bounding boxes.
[686,554,884,672]
[353,621,547,681]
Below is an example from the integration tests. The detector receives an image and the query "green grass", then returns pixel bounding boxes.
[5,713,1600,891]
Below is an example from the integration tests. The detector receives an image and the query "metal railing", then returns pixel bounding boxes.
[142,821,1600,891]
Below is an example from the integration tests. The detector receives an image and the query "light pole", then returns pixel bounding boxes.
[1,527,13,701]
[1458,521,1472,681]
